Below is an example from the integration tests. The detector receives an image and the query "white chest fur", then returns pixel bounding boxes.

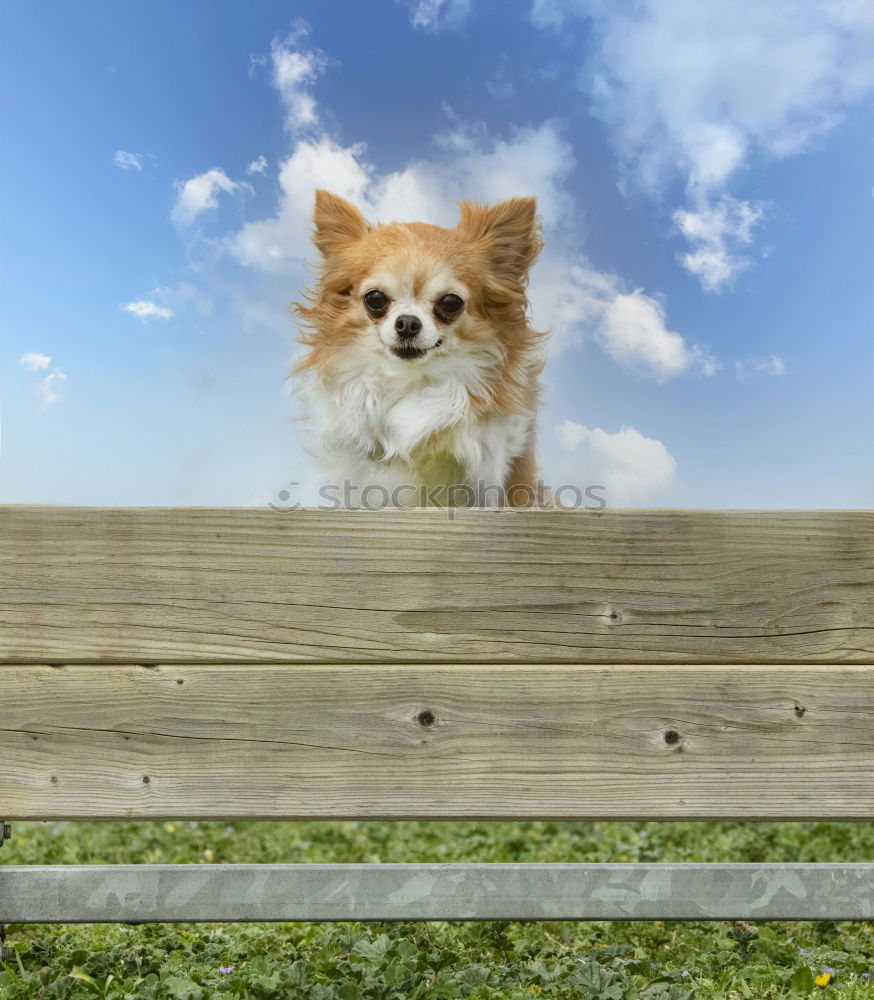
[299,343,534,504]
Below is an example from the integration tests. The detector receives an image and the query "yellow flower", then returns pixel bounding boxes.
[164,823,176,833]
[203,848,214,860]
[653,920,662,927]
[525,987,542,995]
[815,972,831,986]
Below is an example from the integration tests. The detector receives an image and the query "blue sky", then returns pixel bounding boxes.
[2,0,872,508]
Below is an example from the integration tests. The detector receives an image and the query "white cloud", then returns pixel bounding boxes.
[165,26,718,392]
[20,352,68,407]
[556,419,590,452]
[736,354,786,379]
[237,33,574,256]
[246,155,268,175]
[600,288,718,377]
[230,117,579,270]
[527,259,614,354]
[530,0,566,29]
[531,0,874,289]
[114,150,143,171]
[486,72,516,100]
[231,136,370,271]
[19,352,52,371]
[268,26,328,134]
[171,168,251,227]
[556,420,678,505]
[228,28,717,379]
[121,300,175,320]
[157,283,214,316]
[529,258,717,376]
[401,0,473,32]
[230,88,714,378]
[673,197,765,291]
[36,371,67,408]
[541,0,874,196]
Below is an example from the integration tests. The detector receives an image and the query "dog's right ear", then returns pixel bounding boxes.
[312,189,370,258]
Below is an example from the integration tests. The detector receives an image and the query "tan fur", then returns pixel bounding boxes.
[291,190,549,505]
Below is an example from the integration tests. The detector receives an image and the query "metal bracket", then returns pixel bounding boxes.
[0,822,10,848]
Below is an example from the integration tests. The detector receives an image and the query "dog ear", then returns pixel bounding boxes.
[455,197,543,279]
[312,189,370,258]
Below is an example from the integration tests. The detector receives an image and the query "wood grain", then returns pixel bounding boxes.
[1,506,872,664]
[4,663,874,820]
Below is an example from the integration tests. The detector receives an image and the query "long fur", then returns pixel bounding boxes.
[291,190,549,506]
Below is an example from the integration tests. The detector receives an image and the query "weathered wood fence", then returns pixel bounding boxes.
[1,505,873,922]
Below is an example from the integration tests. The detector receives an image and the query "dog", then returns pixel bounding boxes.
[291,189,550,508]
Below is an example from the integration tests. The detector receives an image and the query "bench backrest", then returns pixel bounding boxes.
[2,506,872,822]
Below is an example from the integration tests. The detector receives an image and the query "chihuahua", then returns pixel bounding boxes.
[292,189,549,507]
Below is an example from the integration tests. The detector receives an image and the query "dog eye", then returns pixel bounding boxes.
[435,294,464,317]
[363,289,389,314]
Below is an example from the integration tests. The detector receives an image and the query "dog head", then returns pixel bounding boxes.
[292,190,545,385]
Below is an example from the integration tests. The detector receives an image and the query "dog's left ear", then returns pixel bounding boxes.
[312,189,370,258]
[455,197,543,279]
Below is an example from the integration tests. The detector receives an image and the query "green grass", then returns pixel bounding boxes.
[3,819,874,998]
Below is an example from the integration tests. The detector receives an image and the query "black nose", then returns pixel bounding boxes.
[394,314,422,339]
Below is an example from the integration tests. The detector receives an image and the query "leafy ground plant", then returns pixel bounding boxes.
[2,819,874,998]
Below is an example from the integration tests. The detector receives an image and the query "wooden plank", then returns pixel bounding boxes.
[0,506,871,664]
[3,663,874,820]
[4,863,874,923]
